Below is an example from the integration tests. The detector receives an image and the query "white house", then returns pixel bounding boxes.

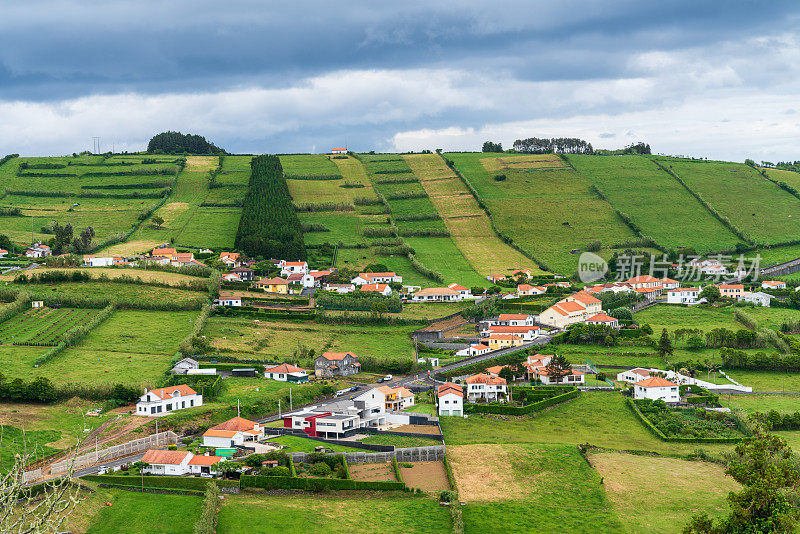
[136,385,202,416]
[221,273,241,282]
[479,325,540,341]
[25,243,51,258]
[616,368,652,384]
[586,282,633,295]
[302,270,333,288]
[447,283,473,298]
[739,291,774,307]
[281,410,360,439]
[667,287,701,304]
[410,287,463,302]
[538,291,602,329]
[0,249,7,258]
[762,280,786,290]
[360,283,392,296]
[351,272,402,285]
[202,416,264,448]
[219,252,241,268]
[331,147,348,155]
[264,363,309,383]
[585,313,619,329]
[279,260,309,277]
[633,376,680,403]
[464,373,507,403]
[324,283,355,294]
[171,357,199,375]
[625,275,663,290]
[455,343,492,357]
[689,259,727,276]
[524,354,585,385]
[437,382,463,416]
[213,295,242,307]
[516,284,547,296]
[141,449,224,476]
[83,255,115,267]
[660,278,680,290]
[487,314,535,327]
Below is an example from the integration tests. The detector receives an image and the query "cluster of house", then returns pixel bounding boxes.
[457,314,542,356]
[24,243,51,258]
[283,384,414,439]
[81,245,206,269]
[437,354,586,416]
[538,290,618,330]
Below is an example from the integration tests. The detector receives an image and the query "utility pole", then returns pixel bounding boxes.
[278,399,281,418]
[237,399,240,417]
[290,388,293,411]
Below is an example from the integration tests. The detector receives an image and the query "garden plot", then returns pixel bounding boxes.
[399,461,450,493]
[0,307,99,346]
[348,461,397,482]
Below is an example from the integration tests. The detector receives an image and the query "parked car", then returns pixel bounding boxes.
[383,375,393,382]
[97,465,109,475]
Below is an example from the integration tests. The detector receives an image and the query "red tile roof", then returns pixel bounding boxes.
[586,313,617,323]
[264,363,307,374]
[635,376,678,388]
[498,314,531,320]
[211,416,260,432]
[437,382,463,398]
[466,373,507,385]
[147,385,197,400]
[319,352,358,361]
[360,283,389,292]
[188,455,224,466]
[141,449,191,465]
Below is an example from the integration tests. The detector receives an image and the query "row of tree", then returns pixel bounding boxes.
[234,155,306,260]
[512,137,594,154]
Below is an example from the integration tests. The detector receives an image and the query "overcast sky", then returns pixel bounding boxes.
[1,0,799,161]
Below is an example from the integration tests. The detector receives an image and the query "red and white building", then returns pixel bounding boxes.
[279,260,309,276]
[517,284,547,296]
[437,382,464,416]
[585,313,619,329]
[141,450,224,476]
[480,325,541,341]
[331,147,348,155]
[302,270,333,288]
[538,291,602,329]
[351,272,403,285]
[220,252,242,268]
[448,283,473,298]
[360,283,392,296]
[524,354,585,385]
[761,280,786,290]
[486,314,535,327]
[633,376,680,403]
[324,283,355,294]
[465,373,507,403]
[666,287,701,304]
[202,416,265,448]
[264,363,309,383]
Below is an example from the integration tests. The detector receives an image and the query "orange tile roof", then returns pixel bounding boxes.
[498,314,530,320]
[487,334,520,340]
[147,385,197,400]
[152,247,177,256]
[717,284,744,289]
[220,252,240,260]
[414,287,460,296]
[661,278,679,284]
[141,449,191,465]
[635,376,678,388]
[320,351,358,361]
[586,313,617,323]
[667,287,699,292]
[626,275,660,284]
[211,416,260,432]
[448,283,468,291]
[466,373,507,385]
[360,283,390,292]
[359,272,397,279]
[570,291,601,305]
[486,364,512,375]
[437,382,463,398]
[555,301,585,313]
[516,284,534,291]
[485,325,539,333]
[284,261,307,266]
[203,429,238,438]
[188,455,224,466]
[258,276,288,285]
[264,363,306,374]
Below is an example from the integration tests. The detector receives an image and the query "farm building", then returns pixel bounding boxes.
[264,363,309,383]
[171,357,199,375]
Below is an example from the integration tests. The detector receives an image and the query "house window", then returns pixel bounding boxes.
[157,406,162,413]
[166,403,172,411]
[190,400,194,407]
[151,407,156,414]
[182,401,186,409]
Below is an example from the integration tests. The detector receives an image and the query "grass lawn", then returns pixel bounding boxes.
[264,435,363,453]
[440,392,735,457]
[557,345,667,368]
[721,393,800,413]
[405,402,436,415]
[359,434,438,448]
[216,493,451,534]
[43,349,176,388]
[0,424,61,471]
[79,310,196,354]
[403,237,486,287]
[203,316,416,366]
[634,305,739,334]
[723,370,800,393]
[83,488,202,534]
[588,451,737,533]
[569,155,742,252]
[448,442,623,533]
[657,157,800,245]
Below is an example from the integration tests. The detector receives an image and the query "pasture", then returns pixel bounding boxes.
[588,451,737,533]
[81,489,202,534]
[403,153,539,276]
[569,155,743,252]
[446,152,636,274]
[657,157,800,245]
[202,316,416,365]
[6,280,207,308]
[216,494,451,534]
[448,442,623,533]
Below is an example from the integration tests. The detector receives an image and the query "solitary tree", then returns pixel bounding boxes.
[700,285,721,303]
[544,354,571,384]
[657,329,674,358]
[152,215,164,229]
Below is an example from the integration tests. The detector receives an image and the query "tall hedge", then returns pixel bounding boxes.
[240,475,404,491]
[235,155,306,260]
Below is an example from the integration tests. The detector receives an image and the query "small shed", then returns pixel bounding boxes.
[31,301,44,309]
[231,368,256,378]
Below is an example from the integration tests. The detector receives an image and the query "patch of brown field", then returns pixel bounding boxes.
[100,239,163,256]
[403,154,457,181]
[421,179,468,200]
[0,267,201,285]
[0,401,95,449]
[349,462,396,482]
[332,156,379,200]
[392,424,441,435]
[185,155,218,170]
[448,444,537,501]
[158,202,190,224]
[399,461,450,493]
[480,154,567,172]
[589,451,739,531]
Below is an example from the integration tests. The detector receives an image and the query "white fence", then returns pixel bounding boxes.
[50,431,179,475]
[21,468,42,484]
[290,445,445,465]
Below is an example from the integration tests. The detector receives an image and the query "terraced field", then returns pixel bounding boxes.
[446,152,636,274]
[569,154,743,252]
[404,153,540,276]
[0,307,99,346]
[653,157,800,246]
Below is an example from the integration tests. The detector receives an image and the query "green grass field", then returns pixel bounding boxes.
[7,281,206,308]
[723,370,800,393]
[446,152,636,275]
[634,305,740,334]
[216,494,451,534]
[0,424,60,471]
[721,393,800,413]
[569,155,742,252]
[0,307,99,346]
[203,316,416,366]
[655,157,800,246]
[84,489,202,534]
[264,434,363,453]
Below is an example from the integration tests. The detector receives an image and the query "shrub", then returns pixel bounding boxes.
[493,174,507,181]
[310,462,333,477]
[168,444,177,450]
[265,466,291,477]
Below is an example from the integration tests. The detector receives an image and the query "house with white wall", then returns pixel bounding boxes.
[351,272,402,285]
[464,373,507,403]
[739,291,774,307]
[480,325,540,341]
[516,284,547,296]
[279,260,309,276]
[324,283,355,294]
[666,288,701,304]
[762,280,786,290]
[136,385,202,416]
[717,284,747,299]
[213,295,243,307]
[360,283,392,296]
[538,291,602,329]
[202,416,264,448]
[455,343,492,357]
[264,363,309,383]
[633,376,680,403]
[616,368,652,383]
[437,382,463,416]
[585,313,619,328]
[410,287,463,302]
[141,449,224,476]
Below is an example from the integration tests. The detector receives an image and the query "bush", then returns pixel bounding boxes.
[168,444,177,450]
[310,462,333,477]
[493,174,507,181]
[240,475,404,492]
[265,466,291,477]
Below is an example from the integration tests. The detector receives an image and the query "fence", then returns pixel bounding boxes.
[50,431,179,475]
[290,445,445,465]
[22,468,42,483]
